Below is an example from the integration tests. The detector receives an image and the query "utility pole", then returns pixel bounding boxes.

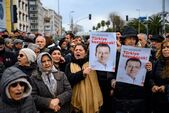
[162,0,165,36]
[58,0,60,15]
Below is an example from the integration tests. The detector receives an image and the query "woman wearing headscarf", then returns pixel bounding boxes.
[150,40,169,113]
[31,52,72,113]
[65,43,103,113]
[0,66,37,113]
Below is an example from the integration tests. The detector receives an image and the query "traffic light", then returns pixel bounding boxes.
[89,14,91,20]
[126,15,128,21]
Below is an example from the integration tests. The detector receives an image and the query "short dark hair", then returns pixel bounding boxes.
[49,47,61,55]
[95,43,110,53]
[125,57,142,69]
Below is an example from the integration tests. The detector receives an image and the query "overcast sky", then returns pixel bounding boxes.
[41,0,169,32]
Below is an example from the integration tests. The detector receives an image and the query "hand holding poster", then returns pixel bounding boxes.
[89,32,117,72]
[116,45,151,86]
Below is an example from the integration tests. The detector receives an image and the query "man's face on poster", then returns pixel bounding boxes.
[125,60,141,79]
[96,46,110,65]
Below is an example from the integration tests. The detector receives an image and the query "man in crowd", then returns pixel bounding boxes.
[35,35,49,52]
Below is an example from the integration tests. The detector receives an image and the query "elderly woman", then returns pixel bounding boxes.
[15,48,37,77]
[65,43,103,113]
[0,66,37,113]
[31,52,72,113]
[150,40,169,113]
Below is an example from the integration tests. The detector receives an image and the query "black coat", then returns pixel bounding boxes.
[65,56,88,87]
[0,96,37,113]
[0,50,17,78]
[150,59,169,113]
[113,51,152,113]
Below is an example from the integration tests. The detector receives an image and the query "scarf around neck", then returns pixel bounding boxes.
[41,66,57,96]
[70,62,103,113]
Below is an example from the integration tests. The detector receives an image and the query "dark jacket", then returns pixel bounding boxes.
[150,59,169,113]
[0,66,37,113]
[65,56,88,87]
[96,71,114,113]
[14,62,37,77]
[0,49,17,77]
[31,69,72,113]
[113,51,152,113]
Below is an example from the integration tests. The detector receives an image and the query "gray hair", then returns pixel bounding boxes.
[137,33,147,40]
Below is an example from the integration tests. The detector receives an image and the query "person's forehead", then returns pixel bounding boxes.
[116,32,121,35]
[138,35,144,39]
[75,45,84,50]
[151,40,161,43]
[163,42,169,46]
[53,49,61,53]
[125,37,137,40]
[66,34,71,38]
[19,51,26,56]
[127,60,140,65]
[42,55,50,60]
[36,36,45,41]
[97,46,109,50]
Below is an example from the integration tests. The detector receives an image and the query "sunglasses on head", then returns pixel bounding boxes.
[18,54,24,57]
[10,82,26,87]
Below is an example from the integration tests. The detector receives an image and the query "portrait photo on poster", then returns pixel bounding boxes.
[89,32,117,72]
[116,45,151,86]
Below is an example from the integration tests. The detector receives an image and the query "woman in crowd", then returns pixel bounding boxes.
[150,40,169,113]
[49,47,66,72]
[15,48,37,77]
[111,26,152,113]
[31,52,72,113]
[65,43,103,113]
[0,66,37,113]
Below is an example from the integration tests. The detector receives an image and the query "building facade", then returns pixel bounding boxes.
[43,8,62,36]
[28,0,44,33]
[13,0,29,32]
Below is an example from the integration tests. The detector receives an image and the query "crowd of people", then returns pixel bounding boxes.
[0,27,169,113]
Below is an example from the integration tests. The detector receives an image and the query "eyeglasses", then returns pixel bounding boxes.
[18,54,24,57]
[10,82,26,87]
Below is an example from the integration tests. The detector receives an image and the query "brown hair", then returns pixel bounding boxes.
[156,40,169,78]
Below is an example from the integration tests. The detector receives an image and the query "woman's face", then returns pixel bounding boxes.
[51,50,61,63]
[41,55,53,72]
[74,45,86,59]
[162,42,169,58]
[9,82,26,101]
[18,51,29,66]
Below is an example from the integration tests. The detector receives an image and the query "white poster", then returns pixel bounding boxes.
[89,32,117,72]
[0,0,6,30]
[116,45,151,86]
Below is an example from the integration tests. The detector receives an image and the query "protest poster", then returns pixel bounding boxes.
[89,32,116,72]
[116,45,151,86]
[0,0,6,30]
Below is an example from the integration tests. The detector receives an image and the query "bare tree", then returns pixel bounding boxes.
[109,12,125,31]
